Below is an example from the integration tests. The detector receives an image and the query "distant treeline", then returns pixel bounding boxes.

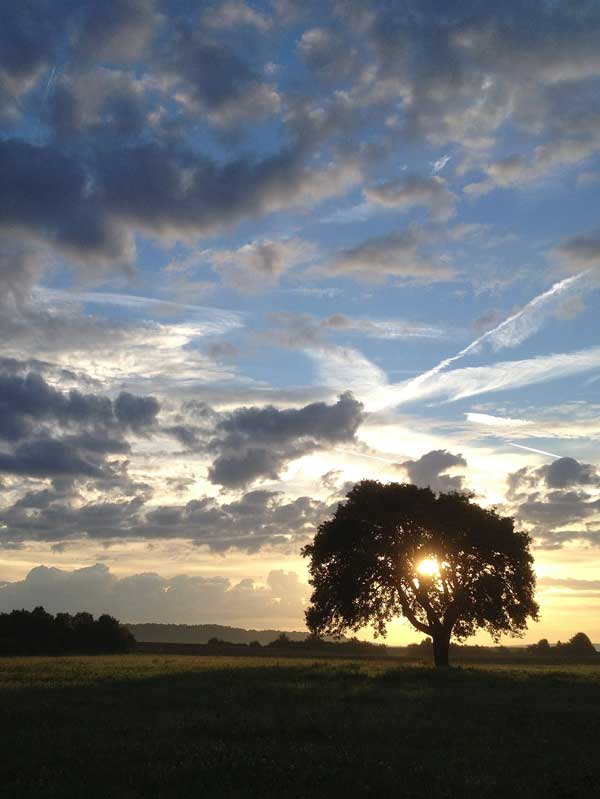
[0,607,136,656]
[526,633,597,656]
[126,622,308,646]
[404,632,598,661]
[209,633,385,653]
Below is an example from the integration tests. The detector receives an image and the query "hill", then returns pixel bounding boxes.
[126,622,308,645]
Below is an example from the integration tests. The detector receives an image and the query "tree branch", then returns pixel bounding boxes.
[397,585,431,635]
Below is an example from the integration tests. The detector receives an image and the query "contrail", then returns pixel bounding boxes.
[334,448,399,464]
[508,443,561,458]
[398,270,589,400]
[42,66,56,103]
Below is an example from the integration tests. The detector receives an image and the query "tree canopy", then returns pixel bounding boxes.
[302,481,539,666]
[0,606,135,655]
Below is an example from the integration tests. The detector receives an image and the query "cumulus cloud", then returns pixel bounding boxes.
[0,563,309,626]
[0,488,333,552]
[507,458,600,548]
[554,230,600,274]
[399,449,467,493]
[364,175,457,221]
[0,364,158,484]
[207,237,315,291]
[207,392,364,487]
[327,230,455,283]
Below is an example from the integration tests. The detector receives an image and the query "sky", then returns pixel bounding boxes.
[1,0,599,644]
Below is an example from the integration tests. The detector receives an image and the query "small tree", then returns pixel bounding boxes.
[559,632,596,656]
[302,481,539,667]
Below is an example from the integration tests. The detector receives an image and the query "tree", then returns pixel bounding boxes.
[302,481,539,667]
[558,632,596,656]
[527,638,551,655]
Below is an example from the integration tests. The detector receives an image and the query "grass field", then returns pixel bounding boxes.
[1,655,599,798]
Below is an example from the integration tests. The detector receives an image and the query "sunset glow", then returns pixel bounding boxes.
[0,0,599,649]
[417,558,440,578]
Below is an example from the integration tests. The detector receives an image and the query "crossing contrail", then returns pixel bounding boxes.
[508,443,561,458]
[397,270,589,402]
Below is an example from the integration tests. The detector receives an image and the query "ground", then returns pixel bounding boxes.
[1,654,599,798]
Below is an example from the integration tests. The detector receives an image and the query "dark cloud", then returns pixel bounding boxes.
[0,369,157,443]
[76,0,157,64]
[166,27,279,127]
[0,365,159,484]
[0,439,104,478]
[544,457,600,489]
[207,392,364,487]
[507,458,600,548]
[0,139,134,268]
[114,392,160,432]
[0,1,71,83]
[0,563,308,626]
[96,142,359,244]
[0,488,333,552]
[399,449,467,493]
[509,457,600,494]
[517,490,600,528]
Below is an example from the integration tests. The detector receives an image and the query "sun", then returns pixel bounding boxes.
[417,557,440,577]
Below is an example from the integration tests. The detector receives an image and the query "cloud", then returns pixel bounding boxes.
[0,290,243,395]
[322,313,445,340]
[166,27,280,127]
[543,457,600,489]
[0,139,135,269]
[298,26,359,81]
[207,392,364,487]
[465,412,530,429]
[0,363,159,484]
[327,230,455,283]
[0,563,309,626]
[506,458,600,548]
[364,175,457,221]
[399,449,467,493]
[0,488,333,552]
[554,230,600,274]
[510,457,600,493]
[202,1,272,32]
[207,237,316,291]
[114,392,159,432]
[76,0,158,64]
[392,345,600,406]
[391,271,593,406]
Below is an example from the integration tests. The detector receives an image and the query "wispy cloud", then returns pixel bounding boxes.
[391,271,590,404]
[391,346,600,406]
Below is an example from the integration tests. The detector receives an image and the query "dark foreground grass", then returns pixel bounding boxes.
[1,655,599,798]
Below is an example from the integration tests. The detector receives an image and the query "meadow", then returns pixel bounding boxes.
[1,654,599,798]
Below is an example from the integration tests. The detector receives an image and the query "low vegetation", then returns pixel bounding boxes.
[1,654,598,797]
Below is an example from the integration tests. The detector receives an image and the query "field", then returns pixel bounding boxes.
[1,655,599,798]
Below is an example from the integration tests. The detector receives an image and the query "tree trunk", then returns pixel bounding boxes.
[432,631,451,668]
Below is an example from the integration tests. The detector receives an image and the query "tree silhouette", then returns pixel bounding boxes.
[557,632,596,656]
[302,481,539,667]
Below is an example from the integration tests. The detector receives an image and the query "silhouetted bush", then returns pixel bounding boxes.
[556,632,596,656]
[527,633,597,658]
[0,607,136,655]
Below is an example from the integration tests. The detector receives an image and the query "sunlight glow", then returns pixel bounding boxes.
[417,558,440,577]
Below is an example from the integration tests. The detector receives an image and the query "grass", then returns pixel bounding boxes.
[1,655,599,798]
